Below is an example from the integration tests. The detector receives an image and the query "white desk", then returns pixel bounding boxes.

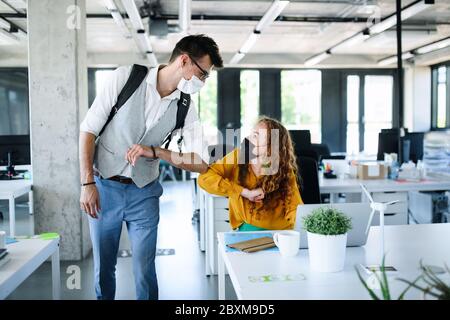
[319,176,450,198]
[217,223,450,300]
[0,180,33,237]
[0,238,61,300]
[199,177,450,275]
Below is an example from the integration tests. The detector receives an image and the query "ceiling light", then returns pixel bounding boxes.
[304,51,331,67]
[378,52,414,66]
[240,32,260,54]
[330,32,370,53]
[415,37,450,55]
[110,10,132,38]
[0,28,19,43]
[229,52,245,65]
[369,0,433,35]
[146,52,158,66]
[255,0,289,32]
[121,0,145,30]
[0,17,10,30]
[103,0,117,11]
[136,30,153,52]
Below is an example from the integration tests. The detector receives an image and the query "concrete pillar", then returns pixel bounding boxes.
[28,0,90,260]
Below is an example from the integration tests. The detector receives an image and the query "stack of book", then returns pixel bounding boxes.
[0,248,10,268]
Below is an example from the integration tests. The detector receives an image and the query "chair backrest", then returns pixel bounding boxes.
[289,130,311,152]
[311,143,331,159]
[208,144,235,164]
[297,156,321,204]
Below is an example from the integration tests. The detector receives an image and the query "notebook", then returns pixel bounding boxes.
[226,236,276,253]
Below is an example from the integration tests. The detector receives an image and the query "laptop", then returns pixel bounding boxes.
[295,203,372,249]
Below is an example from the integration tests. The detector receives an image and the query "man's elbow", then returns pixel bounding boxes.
[198,162,208,174]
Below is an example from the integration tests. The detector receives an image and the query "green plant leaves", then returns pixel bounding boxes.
[302,206,352,235]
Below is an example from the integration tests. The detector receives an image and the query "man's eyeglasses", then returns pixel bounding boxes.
[188,55,209,81]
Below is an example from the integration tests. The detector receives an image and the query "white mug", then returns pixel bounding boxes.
[0,231,6,249]
[273,231,300,257]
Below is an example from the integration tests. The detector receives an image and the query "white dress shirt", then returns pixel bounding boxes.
[80,65,209,177]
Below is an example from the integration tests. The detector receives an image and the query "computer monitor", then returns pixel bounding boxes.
[403,132,424,164]
[377,130,399,161]
[0,135,31,166]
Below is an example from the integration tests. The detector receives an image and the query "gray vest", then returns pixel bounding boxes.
[93,74,180,188]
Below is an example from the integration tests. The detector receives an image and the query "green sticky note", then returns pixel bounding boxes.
[39,232,59,240]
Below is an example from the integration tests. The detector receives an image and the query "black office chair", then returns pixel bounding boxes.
[311,143,330,159]
[297,156,321,204]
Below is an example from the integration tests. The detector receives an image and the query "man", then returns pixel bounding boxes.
[79,35,223,300]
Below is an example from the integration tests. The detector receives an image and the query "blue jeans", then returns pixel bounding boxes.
[89,176,163,300]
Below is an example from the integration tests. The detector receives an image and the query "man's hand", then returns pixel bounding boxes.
[125,144,157,166]
[80,184,101,219]
[241,188,265,203]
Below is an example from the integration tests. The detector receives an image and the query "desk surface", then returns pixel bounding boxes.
[218,223,450,300]
[0,238,59,299]
[319,176,450,194]
[0,180,32,199]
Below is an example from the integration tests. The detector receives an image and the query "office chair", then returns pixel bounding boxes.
[311,143,330,159]
[297,156,321,204]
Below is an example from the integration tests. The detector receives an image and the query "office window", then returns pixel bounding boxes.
[437,66,447,128]
[346,76,360,155]
[0,69,29,135]
[364,75,393,156]
[240,70,260,138]
[95,69,114,95]
[281,70,322,143]
[192,70,218,146]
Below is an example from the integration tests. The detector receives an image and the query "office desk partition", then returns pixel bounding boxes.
[217,223,450,300]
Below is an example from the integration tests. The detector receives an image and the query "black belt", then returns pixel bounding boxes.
[94,171,134,185]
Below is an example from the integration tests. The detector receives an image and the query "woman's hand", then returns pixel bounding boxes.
[241,188,265,203]
[125,144,156,166]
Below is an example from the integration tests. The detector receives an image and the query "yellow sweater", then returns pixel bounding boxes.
[198,148,303,230]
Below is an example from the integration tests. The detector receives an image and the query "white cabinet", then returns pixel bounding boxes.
[201,189,232,276]
[370,191,408,225]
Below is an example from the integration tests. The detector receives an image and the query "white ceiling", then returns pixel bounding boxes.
[0,0,449,67]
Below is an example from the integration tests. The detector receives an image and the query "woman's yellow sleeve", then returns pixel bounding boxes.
[198,148,244,199]
[285,172,303,227]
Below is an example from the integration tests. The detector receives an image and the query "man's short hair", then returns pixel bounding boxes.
[169,34,223,69]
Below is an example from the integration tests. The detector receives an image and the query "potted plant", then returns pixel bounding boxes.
[303,206,352,272]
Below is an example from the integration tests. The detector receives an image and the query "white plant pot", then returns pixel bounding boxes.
[307,232,347,273]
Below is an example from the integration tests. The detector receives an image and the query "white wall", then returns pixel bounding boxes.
[404,65,432,133]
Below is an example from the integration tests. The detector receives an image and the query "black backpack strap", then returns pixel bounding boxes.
[98,64,149,137]
[163,92,191,150]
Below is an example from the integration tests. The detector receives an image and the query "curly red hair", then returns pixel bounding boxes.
[238,116,299,216]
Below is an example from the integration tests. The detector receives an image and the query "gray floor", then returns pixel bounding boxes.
[0,181,236,300]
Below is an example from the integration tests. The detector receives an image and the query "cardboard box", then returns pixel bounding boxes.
[357,163,386,180]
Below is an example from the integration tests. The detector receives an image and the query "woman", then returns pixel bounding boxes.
[198,117,303,231]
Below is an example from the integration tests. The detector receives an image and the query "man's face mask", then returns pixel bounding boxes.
[238,137,257,164]
[177,56,207,94]
[177,75,205,94]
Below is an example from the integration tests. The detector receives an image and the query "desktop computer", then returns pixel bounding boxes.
[377,129,424,164]
[0,135,30,179]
